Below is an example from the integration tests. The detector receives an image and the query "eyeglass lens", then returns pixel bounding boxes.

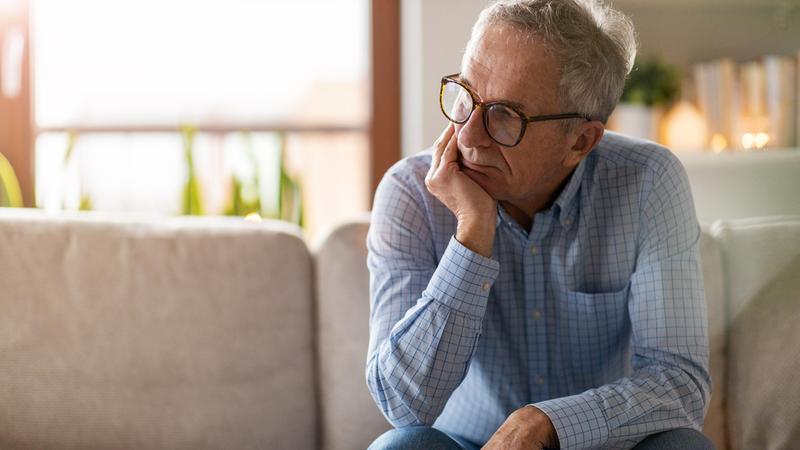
[441,80,524,146]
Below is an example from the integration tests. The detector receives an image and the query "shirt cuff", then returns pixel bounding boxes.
[532,391,610,450]
[424,235,500,318]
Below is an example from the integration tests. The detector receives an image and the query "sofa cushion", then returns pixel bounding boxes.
[0,209,317,449]
[314,218,391,450]
[699,229,727,450]
[711,216,800,450]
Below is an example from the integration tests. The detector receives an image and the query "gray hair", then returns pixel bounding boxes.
[465,0,637,124]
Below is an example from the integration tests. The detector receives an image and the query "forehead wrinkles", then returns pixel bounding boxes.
[461,36,558,112]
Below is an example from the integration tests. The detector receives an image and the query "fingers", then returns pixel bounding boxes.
[441,126,459,170]
[430,123,454,173]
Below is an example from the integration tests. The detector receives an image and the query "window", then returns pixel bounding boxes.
[31,0,371,238]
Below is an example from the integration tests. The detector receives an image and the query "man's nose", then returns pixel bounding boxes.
[457,105,493,150]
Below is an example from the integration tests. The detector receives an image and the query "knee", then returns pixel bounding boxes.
[367,426,462,450]
[635,428,715,450]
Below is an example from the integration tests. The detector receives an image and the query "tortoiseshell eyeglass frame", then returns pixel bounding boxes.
[439,73,592,147]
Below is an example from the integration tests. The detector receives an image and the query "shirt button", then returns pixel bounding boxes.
[535,376,545,385]
[529,245,538,255]
[481,282,491,292]
[564,218,572,226]
[531,309,542,320]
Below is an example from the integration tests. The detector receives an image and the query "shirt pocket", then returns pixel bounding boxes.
[557,283,631,385]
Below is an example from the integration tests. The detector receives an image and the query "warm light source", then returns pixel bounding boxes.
[741,132,770,150]
[754,133,770,149]
[661,100,707,151]
[710,133,728,153]
[244,212,262,222]
[742,133,754,149]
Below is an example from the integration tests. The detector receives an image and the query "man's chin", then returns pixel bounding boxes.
[462,167,502,200]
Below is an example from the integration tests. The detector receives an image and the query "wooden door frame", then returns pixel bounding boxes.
[0,0,33,206]
[369,0,401,201]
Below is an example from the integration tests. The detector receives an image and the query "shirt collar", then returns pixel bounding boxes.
[552,157,586,231]
[494,157,586,233]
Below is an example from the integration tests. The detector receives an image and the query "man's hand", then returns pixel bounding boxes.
[482,406,559,450]
[425,124,497,258]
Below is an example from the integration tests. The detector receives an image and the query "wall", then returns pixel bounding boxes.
[618,1,800,70]
[401,0,488,157]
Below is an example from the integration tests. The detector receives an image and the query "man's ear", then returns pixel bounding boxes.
[563,120,605,167]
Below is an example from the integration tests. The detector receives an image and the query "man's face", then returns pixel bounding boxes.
[455,25,578,207]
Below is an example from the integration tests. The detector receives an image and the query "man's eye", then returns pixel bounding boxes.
[491,105,518,121]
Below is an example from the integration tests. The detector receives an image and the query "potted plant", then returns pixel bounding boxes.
[610,59,681,141]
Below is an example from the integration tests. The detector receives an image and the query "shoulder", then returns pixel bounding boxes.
[374,150,434,205]
[371,149,455,248]
[369,150,452,260]
[384,150,432,186]
[582,131,694,221]
[590,131,686,180]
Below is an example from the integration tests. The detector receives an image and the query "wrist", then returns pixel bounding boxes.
[524,405,559,449]
[455,214,496,258]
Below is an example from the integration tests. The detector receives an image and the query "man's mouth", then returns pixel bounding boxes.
[459,157,494,173]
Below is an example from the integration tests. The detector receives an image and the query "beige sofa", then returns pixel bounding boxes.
[1,207,798,450]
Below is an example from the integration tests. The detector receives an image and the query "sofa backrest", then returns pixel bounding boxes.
[700,229,727,450]
[0,209,317,449]
[710,216,800,450]
[313,219,391,450]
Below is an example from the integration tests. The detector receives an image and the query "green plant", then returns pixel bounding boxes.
[225,131,303,226]
[181,125,204,215]
[0,151,23,207]
[621,59,681,107]
[225,131,261,217]
[276,132,303,226]
[62,131,92,211]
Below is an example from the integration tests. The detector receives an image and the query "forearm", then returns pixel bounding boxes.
[366,297,484,426]
[366,236,499,426]
[534,354,710,449]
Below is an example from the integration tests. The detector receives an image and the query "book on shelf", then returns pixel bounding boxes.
[694,59,737,149]
[762,55,796,149]
[692,54,798,150]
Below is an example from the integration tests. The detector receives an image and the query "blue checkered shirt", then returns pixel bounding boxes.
[365,132,710,449]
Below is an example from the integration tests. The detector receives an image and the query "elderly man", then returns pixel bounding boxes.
[366,1,713,449]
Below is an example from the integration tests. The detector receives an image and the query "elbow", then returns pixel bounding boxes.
[365,355,440,428]
[692,369,712,430]
[674,362,711,431]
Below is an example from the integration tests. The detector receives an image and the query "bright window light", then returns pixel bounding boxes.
[32,0,369,128]
[31,0,370,239]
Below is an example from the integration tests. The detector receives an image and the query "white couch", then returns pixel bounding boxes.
[1,207,798,449]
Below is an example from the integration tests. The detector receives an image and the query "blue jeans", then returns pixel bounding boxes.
[367,426,715,450]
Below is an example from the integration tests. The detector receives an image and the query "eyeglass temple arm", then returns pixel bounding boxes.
[526,113,591,122]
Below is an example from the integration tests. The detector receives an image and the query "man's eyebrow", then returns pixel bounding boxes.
[458,74,530,113]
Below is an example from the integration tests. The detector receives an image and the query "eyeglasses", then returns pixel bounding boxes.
[439,73,591,147]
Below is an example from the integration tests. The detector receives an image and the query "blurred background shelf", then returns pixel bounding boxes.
[676,148,800,165]
[675,148,800,224]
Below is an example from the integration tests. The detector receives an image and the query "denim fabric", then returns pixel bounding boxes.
[367,426,481,450]
[367,426,714,450]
